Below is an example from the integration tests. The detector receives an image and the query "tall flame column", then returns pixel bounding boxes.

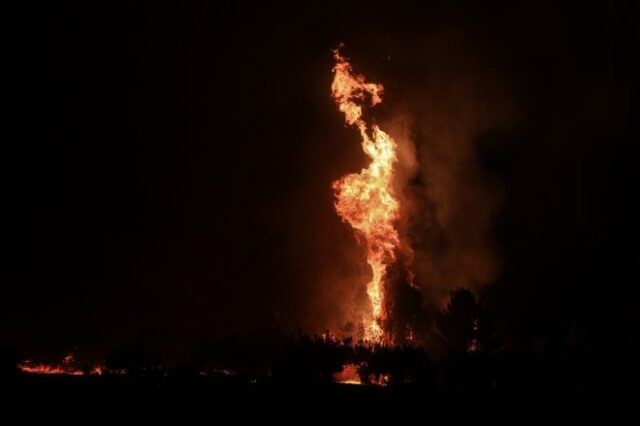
[331,47,400,342]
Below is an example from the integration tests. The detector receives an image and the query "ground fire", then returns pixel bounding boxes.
[18,353,103,376]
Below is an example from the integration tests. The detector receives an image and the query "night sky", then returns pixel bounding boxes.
[3,1,639,362]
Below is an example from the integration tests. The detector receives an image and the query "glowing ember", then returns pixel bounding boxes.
[212,368,237,376]
[331,45,400,343]
[468,318,479,353]
[372,374,390,386]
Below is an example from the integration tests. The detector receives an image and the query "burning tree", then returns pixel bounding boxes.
[330,45,402,344]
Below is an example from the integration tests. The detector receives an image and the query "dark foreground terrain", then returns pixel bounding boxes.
[5,368,634,404]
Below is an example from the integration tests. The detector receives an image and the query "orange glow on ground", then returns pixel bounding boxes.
[333,363,362,385]
[18,353,103,376]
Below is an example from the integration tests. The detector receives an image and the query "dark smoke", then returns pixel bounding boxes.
[389,30,520,309]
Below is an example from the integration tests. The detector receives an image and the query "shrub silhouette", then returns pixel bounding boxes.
[105,344,162,377]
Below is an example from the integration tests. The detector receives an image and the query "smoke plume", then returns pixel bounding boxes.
[383,30,520,309]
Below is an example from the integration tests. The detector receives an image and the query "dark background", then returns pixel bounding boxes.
[3,1,638,362]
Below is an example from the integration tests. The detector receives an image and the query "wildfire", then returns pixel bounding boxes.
[331,45,400,343]
[18,353,103,376]
[333,363,391,386]
[333,363,362,385]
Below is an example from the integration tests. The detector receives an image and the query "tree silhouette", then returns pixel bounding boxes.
[439,288,479,354]
[270,333,346,384]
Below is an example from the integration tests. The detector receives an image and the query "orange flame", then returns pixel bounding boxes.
[18,363,84,376]
[331,46,400,343]
[333,363,362,385]
[18,353,103,376]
